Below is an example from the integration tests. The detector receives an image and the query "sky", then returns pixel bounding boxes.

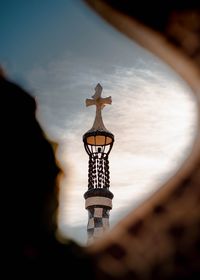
[1,0,198,244]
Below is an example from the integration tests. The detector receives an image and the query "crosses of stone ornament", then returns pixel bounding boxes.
[86,83,112,110]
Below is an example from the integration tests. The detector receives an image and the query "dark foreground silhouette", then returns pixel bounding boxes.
[1,73,93,277]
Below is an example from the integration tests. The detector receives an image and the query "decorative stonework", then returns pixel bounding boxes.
[83,84,114,243]
[85,197,113,208]
[87,207,110,244]
[85,83,112,132]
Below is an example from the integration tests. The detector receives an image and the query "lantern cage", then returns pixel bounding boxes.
[83,130,114,191]
[83,130,114,156]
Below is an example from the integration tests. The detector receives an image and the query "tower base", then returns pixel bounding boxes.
[84,188,113,244]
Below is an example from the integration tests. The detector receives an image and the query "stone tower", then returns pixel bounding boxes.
[83,83,114,244]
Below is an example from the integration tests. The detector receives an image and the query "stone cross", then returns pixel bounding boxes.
[85,83,112,131]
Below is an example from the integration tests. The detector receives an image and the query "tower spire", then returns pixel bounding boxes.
[85,83,112,132]
[83,83,114,244]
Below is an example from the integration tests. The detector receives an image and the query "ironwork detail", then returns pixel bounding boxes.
[88,152,110,190]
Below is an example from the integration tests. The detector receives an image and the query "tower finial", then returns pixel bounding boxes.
[85,83,112,132]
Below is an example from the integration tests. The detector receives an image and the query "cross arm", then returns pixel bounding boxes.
[86,98,96,107]
[100,96,112,105]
